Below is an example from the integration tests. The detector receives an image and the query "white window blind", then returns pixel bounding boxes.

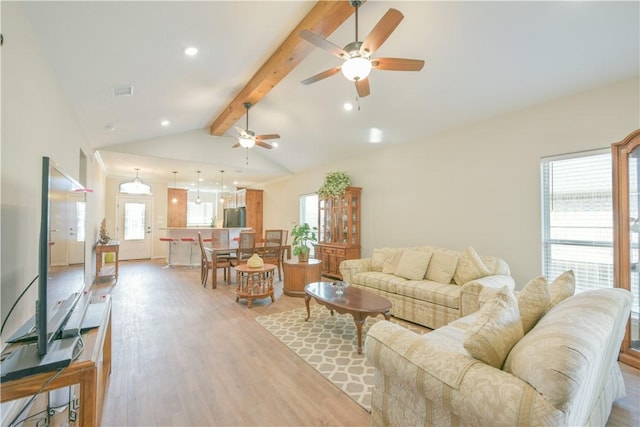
[541,149,614,292]
[300,193,318,257]
[187,201,214,226]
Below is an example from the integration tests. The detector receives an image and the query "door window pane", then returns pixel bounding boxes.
[124,202,146,240]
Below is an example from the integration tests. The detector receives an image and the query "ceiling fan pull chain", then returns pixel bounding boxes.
[246,147,249,165]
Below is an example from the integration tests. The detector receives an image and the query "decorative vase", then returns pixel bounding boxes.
[247,253,264,268]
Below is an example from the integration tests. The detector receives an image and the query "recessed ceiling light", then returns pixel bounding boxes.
[161,120,170,126]
[343,103,354,111]
[104,123,116,131]
[369,127,383,143]
[184,47,198,56]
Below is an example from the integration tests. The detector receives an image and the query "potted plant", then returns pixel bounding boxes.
[318,171,351,198]
[291,223,318,262]
[98,218,110,245]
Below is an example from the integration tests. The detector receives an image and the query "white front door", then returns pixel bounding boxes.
[50,192,86,266]
[116,195,152,260]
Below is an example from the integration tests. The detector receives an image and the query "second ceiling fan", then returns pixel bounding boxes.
[299,0,424,97]
[233,102,279,150]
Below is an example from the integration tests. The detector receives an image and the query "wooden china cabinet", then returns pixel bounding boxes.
[316,187,361,279]
[612,129,640,369]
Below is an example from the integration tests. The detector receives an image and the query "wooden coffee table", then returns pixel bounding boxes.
[304,281,392,354]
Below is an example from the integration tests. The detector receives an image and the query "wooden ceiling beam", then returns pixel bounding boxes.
[209,0,359,136]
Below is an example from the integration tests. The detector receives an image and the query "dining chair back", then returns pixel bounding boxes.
[199,232,231,288]
[262,229,284,281]
[235,231,257,264]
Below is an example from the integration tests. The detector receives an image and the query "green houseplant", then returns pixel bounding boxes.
[291,223,318,262]
[318,171,351,198]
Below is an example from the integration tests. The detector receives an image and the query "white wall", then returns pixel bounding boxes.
[262,77,640,287]
[1,2,105,345]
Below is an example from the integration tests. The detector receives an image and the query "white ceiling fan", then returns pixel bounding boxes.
[299,0,425,97]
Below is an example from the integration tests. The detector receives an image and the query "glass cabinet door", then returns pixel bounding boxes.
[613,129,640,369]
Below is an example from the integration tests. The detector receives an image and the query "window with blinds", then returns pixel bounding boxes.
[300,193,318,257]
[541,149,614,292]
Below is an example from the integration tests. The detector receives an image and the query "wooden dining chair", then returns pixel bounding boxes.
[198,232,231,288]
[233,231,257,265]
[261,229,284,281]
[211,228,236,262]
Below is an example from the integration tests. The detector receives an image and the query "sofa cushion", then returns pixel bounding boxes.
[382,249,402,274]
[372,248,399,272]
[425,250,459,283]
[547,270,575,312]
[517,276,551,333]
[463,286,523,369]
[395,280,461,309]
[454,246,491,285]
[352,271,407,294]
[394,250,433,280]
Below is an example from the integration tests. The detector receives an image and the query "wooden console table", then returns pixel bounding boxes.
[1,297,112,426]
[95,241,119,282]
[283,259,321,297]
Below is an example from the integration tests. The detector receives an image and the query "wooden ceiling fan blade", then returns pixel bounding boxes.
[256,134,280,141]
[360,9,404,56]
[372,57,425,71]
[299,30,347,58]
[355,78,370,97]
[255,140,273,149]
[301,66,341,85]
[234,126,249,137]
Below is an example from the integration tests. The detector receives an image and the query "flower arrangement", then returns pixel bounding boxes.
[98,218,110,244]
[318,171,351,198]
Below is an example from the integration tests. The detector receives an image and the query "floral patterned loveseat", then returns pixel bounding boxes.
[339,246,514,329]
[364,273,632,427]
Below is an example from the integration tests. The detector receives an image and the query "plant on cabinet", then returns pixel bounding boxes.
[291,223,318,262]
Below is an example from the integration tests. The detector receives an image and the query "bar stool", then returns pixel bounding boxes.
[181,237,196,267]
[159,237,177,268]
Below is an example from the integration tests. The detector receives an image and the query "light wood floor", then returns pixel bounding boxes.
[92,259,639,426]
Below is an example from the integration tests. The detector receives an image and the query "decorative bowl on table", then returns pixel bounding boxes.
[332,281,349,296]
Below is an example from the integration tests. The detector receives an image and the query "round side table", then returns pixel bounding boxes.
[283,259,321,297]
[234,263,277,308]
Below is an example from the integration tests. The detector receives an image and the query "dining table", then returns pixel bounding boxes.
[204,242,291,289]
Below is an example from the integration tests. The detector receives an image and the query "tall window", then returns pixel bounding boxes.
[541,149,613,292]
[300,193,318,256]
[123,202,146,240]
[187,201,214,226]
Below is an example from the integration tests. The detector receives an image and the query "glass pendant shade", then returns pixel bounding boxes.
[239,137,255,148]
[341,57,372,81]
[120,168,151,195]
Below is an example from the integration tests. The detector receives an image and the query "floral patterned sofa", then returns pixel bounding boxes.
[364,272,632,427]
[339,246,514,329]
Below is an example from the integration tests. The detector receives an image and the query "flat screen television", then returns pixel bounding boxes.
[1,157,87,382]
[223,207,246,228]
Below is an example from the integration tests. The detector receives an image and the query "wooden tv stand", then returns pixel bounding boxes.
[1,296,112,426]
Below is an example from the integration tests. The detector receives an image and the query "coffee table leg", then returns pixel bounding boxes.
[305,295,311,321]
[354,316,366,355]
[384,310,391,321]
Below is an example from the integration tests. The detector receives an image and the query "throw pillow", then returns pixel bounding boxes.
[517,276,550,334]
[546,270,575,312]
[394,250,433,280]
[463,286,524,369]
[370,248,387,272]
[425,251,459,283]
[454,246,491,285]
[382,249,402,274]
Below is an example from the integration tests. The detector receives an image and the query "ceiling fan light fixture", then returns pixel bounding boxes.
[239,137,255,148]
[341,57,371,81]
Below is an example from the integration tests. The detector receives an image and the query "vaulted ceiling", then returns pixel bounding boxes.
[18,1,640,191]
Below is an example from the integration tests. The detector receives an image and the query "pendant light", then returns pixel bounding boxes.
[196,170,202,204]
[171,171,178,204]
[219,170,225,203]
[120,168,151,195]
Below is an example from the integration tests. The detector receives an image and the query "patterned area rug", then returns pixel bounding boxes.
[255,305,427,412]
